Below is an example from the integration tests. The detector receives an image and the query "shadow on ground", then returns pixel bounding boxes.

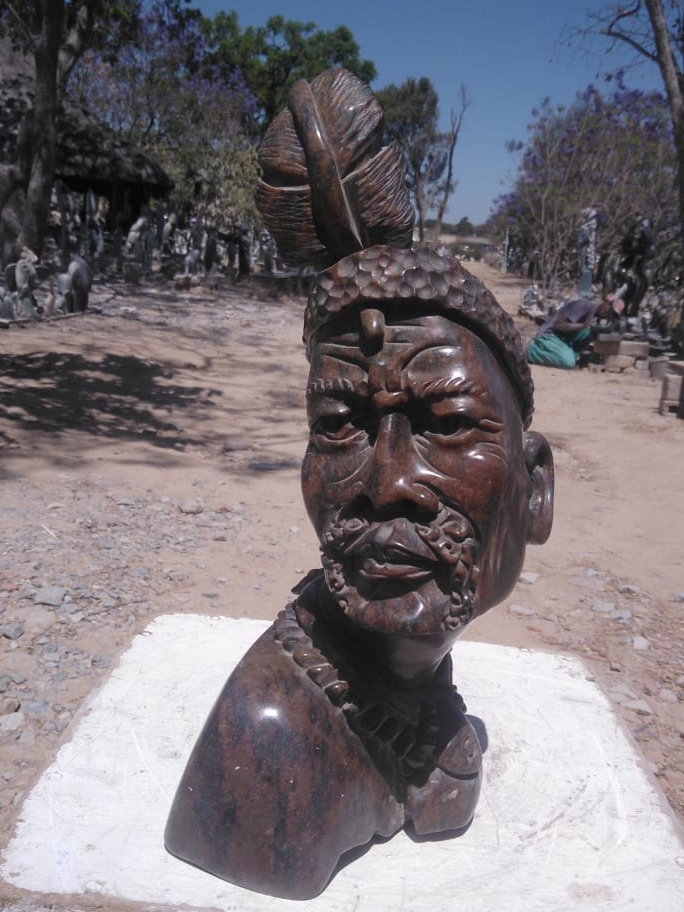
[0,350,220,451]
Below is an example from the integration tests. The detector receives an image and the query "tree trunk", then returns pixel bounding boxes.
[433,90,469,239]
[18,4,65,258]
[644,0,684,275]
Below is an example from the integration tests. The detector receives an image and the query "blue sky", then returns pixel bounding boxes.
[195,1,662,225]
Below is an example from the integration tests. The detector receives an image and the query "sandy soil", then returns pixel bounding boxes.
[0,262,683,859]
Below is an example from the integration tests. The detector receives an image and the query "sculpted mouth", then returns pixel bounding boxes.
[354,533,439,582]
[358,557,435,582]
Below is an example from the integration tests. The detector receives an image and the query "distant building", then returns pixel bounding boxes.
[0,40,171,228]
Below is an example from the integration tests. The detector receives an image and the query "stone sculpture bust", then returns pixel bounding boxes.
[165,68,554,900]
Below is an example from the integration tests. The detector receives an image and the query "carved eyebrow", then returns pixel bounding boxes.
[413,377,486,398]
[306,377,357,397]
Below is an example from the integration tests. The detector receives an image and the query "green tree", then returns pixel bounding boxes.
[376,77,468,243]
[0,0,143,262]
[69,2,259,229]
[491,86,676,293]
[576,1,684,281]
[200,13,377,129]
[454,216,475,236]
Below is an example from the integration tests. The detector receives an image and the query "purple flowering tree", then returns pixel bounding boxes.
[490,84,677,294]
[0,0,143,263]
[575,1,684,301]
[69,1,260,230]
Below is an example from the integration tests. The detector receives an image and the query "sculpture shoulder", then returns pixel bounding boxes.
[165,607,403,900]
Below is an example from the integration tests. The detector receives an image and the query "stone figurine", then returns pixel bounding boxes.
[53,254,92,313]
[5,247,49,319]
[165,68,554,900]
[577,207,597,297]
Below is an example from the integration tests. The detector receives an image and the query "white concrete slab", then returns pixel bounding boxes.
[2,614,683,911]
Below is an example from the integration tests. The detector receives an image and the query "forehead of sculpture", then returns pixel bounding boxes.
[308,308,520,416]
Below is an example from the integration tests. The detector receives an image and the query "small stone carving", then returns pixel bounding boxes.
[4,247,49,319]
[52,254,92,313]
[165,69,554,900]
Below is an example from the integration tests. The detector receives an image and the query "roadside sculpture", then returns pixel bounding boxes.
[53,254,92,313]
[577,207,597,297]
[4,247,49,319]
[165,68,554,900]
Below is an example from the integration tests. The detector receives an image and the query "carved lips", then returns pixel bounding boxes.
[348,519,439,584]
[322,509,478,593]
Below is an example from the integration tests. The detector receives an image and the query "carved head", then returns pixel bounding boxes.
[301,246,553,676]
[254,69,553,682]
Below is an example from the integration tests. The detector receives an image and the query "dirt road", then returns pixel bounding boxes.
[0,263,682,859]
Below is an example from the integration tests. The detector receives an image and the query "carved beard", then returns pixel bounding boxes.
[319,507,480,637]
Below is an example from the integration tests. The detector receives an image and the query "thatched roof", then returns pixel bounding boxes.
[0,44,171,197]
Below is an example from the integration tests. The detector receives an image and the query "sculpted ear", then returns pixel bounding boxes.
[524,431,554,545]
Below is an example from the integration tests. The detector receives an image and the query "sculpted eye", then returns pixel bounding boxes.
[314,414,355,438]
[420,413,476,438]
[312,409,374,444]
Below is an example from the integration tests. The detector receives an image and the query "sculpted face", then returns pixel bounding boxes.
[302,307,551,674]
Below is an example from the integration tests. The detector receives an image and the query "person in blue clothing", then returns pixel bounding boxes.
[527,296,611,368]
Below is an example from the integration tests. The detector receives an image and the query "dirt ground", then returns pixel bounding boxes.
[1,261,683,867]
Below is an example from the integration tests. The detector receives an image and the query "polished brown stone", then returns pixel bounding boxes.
[165,67,554,900]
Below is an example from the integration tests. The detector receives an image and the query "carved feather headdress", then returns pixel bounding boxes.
[257,67,414,269]
[256,68,534,426]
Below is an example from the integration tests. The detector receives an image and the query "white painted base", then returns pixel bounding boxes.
[2,615,683,911]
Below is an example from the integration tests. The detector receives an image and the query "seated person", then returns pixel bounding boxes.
[528,297,610,368]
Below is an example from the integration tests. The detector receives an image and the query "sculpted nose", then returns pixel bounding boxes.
[366,412,440,515]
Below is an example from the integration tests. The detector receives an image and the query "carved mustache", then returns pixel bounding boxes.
[321,508,479,574]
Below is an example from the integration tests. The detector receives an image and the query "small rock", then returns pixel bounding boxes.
[618,583,640,596]
[607,684,638,703]
[508,604,535,616]
[221,437,251,452]
[0,711,25,733]
[18,727,35,747]
[0,675,13,693]
[591,601,615,614]
[658,688,679,704]
[623,699,653,715]
[2,623,24,640]
[613,608,633,623]
[34,585,67,607]
[672,592,684,603]
[21,700,51,719]
[632,636,649,651]
[178,501,204,515]
[609,661,622,672]
[519,571,539,584]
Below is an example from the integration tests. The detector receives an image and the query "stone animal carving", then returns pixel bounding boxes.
[183,248,200,276]
[0,285,15,319]
[125,207,154,270]
[165,68,554,900]
[54,255,92,313]
[161,213,177,256]
[5,247,49,319]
